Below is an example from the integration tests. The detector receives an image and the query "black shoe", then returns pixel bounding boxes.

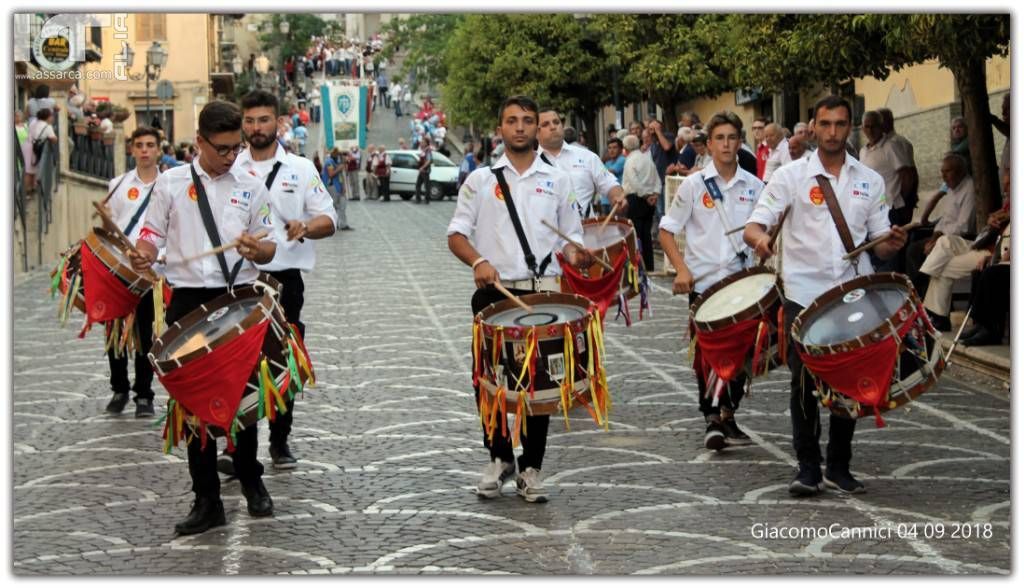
[134,398,155,418]
[962,326,1002,347]
[720,417,753,446]
[927,311,951,332]
[269,443,298,470]
[704,418,726,451]
[789,462,824,496]
[217,451,235,477]
[174,497,226,535]
[959,324,983,341]
[824,464,866,494]
[241,480,274,517]
[105,392,129,414]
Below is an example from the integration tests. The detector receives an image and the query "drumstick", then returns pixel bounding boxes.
[757,205,791,267]
[91,201,161,282]
[724,224,746,236]
[492,281,534,313]
[944,305,973,364]
[540,220,615,272]
[598,199,624,231]
[842,222,920,261]
[180,230,270,263]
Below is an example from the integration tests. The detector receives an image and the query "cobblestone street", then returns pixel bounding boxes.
[12,199,1011,575]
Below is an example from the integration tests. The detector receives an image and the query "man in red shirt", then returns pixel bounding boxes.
[752,117,769,180]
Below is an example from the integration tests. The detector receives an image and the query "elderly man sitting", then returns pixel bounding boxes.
[906,153,976,297]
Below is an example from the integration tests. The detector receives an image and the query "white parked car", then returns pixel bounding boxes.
[386,149,459,201]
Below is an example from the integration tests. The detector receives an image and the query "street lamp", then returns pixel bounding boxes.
[124,41,168,126]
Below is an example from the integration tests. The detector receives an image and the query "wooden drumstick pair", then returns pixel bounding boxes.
[539,220,614,272]
[687,206,790,286]
[180,229,271,263]
[91,201,161,282]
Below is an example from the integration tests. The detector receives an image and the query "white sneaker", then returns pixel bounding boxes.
[476,458,515,498]
[515,467,549,503]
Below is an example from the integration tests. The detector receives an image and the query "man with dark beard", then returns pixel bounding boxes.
[218,90,337,474]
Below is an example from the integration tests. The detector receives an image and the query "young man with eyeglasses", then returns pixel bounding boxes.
[130,100,279,535]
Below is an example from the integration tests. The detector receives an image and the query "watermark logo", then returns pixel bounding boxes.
[15,13,129,80]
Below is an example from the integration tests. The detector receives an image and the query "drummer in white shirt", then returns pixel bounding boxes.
[448,95,592,504]
[100,126,162,419]
[537,109,625,220]
[744,96,907,497]
[658,111,764,451]
[130,101,278,534]
[222,90,337,472]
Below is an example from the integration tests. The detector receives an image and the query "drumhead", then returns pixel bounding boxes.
[90,231,132,267]
[800,283,909,346]
[160,298,261,360]
[694,272,777,322]
[486,303,587,327]
[582,223,630,249]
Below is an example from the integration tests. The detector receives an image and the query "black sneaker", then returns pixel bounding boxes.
[217,451,235,477]
[105,392,129,414]
[824,465,867,494]
[789,462,824,496]
[241,480,274,517]
[721,417,753,446]
[704,418,726,451]
[927,310,951,332]
[269,444,298,470]
[174,497,226,535]
[134,398,155,418]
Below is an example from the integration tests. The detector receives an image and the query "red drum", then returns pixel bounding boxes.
[52,228,156,320]
[576,217,642,299]
[791,273,944,422]
[148,276,313,446]
[689,266,785,382]
[473,292,610,444]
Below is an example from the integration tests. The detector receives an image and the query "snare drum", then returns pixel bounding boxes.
[149,277,312,444]
[473,292,610,440]
[792,273,944,422]
[690,266,784,380]
[573,217,643,300]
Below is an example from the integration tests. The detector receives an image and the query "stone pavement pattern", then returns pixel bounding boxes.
[12,200,1010,575]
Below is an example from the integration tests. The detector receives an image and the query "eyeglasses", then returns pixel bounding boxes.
[752,125,765,130]
[201,135,244,157]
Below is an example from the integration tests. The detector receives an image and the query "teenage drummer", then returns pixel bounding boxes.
[130,101,278,534]
[744,96,906,496]
[447,95,592,503]
[212,90,337,475]
[657,111,764,451]
[101,126,162,418]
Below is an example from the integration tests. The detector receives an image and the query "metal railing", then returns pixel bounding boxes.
[69,123,115,180]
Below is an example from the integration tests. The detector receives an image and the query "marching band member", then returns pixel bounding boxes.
[102,126,162,418]
[212,90,337,475]
[744,96,906,496]
[658,111,764,451]
[130,101,278,534]
[448,95,591,503]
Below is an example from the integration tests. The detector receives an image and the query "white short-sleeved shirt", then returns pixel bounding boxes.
[763,138,792,183]
[934,175,976,238]
[859,134,913,209]
[447,154,582,281]
[659,162,764,293]
[540,142,620,217]
[747,152,892,307]
[235,145,337,273]
[107,168,159,241]
[138,160,276,288]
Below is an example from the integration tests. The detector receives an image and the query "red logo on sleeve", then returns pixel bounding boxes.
[127,187,140,201]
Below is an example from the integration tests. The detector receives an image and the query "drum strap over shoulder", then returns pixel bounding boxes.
[702,174,747,264]
[190,163,244,288]
[815,174,860,274]
[492,166,552,279]
[122,183,156,237]
[264,161,283,191]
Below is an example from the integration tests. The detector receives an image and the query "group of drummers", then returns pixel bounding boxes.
[59,89,929,537]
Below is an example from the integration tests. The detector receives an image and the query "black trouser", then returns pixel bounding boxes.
[267,269,305,448]
[471,285,549,471]
[377,174,390,201]
[904,227,936,297]
[167,286,264,500]
[627,194,656,271]
[688,292,747,417]
[108,289,155,402]
[784,300,855,467]
[971,264,1010,336]
[415,171,430,203]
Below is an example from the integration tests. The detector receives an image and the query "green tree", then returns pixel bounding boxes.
[442,14,615,138]
[381,14,463,93]
[260,14,328,67]
[592,14,733,130]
